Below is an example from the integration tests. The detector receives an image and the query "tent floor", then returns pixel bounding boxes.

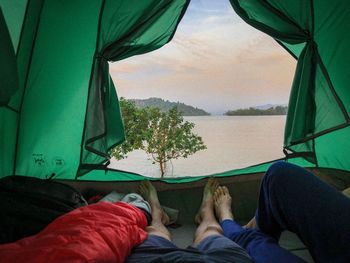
[169,224,314,262]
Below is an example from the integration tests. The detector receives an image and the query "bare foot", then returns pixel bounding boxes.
[213,186,234,222]
[243,217,258,229]
[139,181,170,225]
[195,178,219,224]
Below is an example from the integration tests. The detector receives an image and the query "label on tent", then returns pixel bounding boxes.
[32,154,46,167]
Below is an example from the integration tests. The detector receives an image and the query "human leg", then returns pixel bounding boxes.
[139,180,171,241]
[128,180,253,263]
[192,178,223,245]
[192,179,253,262]
[126,181,177,263]
[255,161,350,262]
[214,185,306,263]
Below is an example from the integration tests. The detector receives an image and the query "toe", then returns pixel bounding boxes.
[218,186,224,196]
[139,184,145,194]
[223,186,231,199]
[144,180,151,188]
[213,191,219,203]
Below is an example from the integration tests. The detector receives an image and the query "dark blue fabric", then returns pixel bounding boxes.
[221,161,350,263]
[221,220,305,263]
[126,234,253,263]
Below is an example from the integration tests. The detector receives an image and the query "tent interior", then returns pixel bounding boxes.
[1,0,350,262]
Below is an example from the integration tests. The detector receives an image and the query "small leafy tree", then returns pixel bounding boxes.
[110,98,148,159]
[111,100,206,177]
[143,107,206,177]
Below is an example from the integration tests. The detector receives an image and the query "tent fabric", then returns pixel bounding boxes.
[0,201,148,263]
[0,0,350,181]
[79,0,190,177]
[77,156,314,183]
[0,0,190,180]
[0,0,28,106]
[230,0,350,172]
[0,0,31,177]
[0,8,18,106]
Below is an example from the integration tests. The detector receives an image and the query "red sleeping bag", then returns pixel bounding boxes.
[0,201,148,263]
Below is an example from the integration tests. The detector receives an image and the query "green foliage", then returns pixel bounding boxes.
[132,97,210,116]
[225,106,288,116]
[144,107,206,177]
[111,98,206,177]
[110,98,148,159]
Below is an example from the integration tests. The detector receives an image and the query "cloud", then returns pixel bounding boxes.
[109,1,296,113]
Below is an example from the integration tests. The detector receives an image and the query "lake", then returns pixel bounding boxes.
[109,115,286,177]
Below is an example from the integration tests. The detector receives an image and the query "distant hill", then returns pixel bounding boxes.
[225,105,288,116]
[254,104,287,110]
[130,97,210,116]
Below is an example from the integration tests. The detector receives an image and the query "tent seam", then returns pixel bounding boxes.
[15,0,30,56]
[310,0,315,36]
[5,105,19,113]
[275,40,298,60]
[230,0,307,43]
[259,0,305,33]
[288,122,350,146]
[314,52,350,122]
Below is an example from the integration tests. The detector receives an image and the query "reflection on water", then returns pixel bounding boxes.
[109,116,286,177]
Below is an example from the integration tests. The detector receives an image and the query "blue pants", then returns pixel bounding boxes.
[221,161,350,263]
[126,235,253,262]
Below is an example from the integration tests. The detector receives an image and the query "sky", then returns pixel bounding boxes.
[109,0,296,115]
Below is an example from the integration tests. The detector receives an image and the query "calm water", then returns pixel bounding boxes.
[109,116,286,177]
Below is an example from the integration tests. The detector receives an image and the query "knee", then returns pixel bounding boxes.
[193,224,223,245]
[205,224,224,235]
[264,161,297,187]
[146,226,171,240]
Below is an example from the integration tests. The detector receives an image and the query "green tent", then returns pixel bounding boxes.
[1,0,350,184]
[2,2,350,260]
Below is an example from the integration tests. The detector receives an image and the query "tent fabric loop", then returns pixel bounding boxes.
[283,148,315,160]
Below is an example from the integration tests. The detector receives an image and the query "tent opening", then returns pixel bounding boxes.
[108,0,296,178]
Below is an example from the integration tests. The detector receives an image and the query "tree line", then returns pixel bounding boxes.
[131,97,210,116]
[225,106,287,116]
